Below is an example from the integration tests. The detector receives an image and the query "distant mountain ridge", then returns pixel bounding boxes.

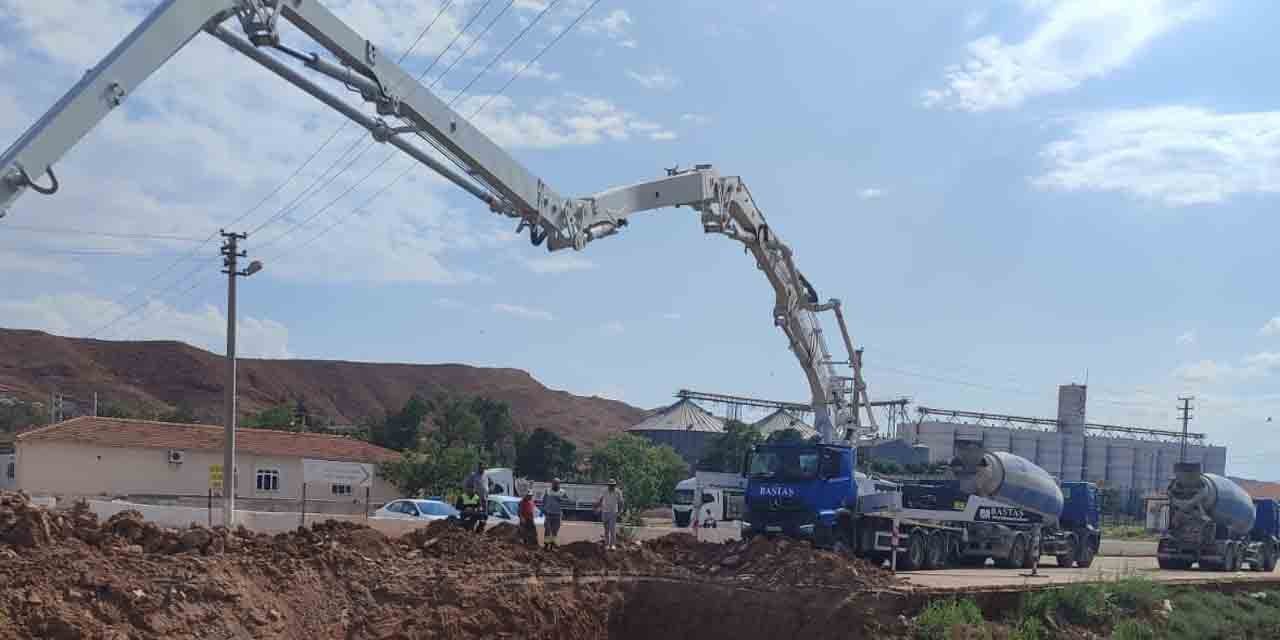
[0,328,647,447]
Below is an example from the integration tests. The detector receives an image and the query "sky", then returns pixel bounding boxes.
[1,1,1278,479]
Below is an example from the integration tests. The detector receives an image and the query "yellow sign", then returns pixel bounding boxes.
[209,464,224,491]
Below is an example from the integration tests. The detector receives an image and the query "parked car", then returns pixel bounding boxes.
[374,499,458,521]
[487,495,544,528]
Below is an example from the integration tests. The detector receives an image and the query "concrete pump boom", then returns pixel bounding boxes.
[0,0,874,442]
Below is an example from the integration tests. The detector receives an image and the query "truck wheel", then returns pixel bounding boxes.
[1218,544,1235,572]
[925,533,947,569]
[899,531,926,571]
[1056,554,1075,568]
[1021,538,1038,569]
[957,555,988,567]
[1076,542,1095,569]
[1000,534,1027,569]
[1232,543,1245,572]
[1265,545,1278,572]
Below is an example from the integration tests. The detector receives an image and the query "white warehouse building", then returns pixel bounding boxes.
[899,385,1227,496]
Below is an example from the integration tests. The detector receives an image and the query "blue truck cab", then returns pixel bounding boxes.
[1252,499,1279,541]
[741,442,855,541]
[1059,481,1100,531]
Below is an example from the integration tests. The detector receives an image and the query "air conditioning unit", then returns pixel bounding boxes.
[167,449,185,465]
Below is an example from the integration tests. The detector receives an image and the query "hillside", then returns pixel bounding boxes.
[0,328,647,447]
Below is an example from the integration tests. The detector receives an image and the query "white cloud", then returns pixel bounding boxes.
[626,69,680,91]
[1174,352,1280,382]
[523,252,596,274]
[492,303,554,321]
[461,94,673,149]
[1261,317,1280,337]
[618,39,638,49]
[0,292,292,358]
[1176,330,1196,346]
[600,321,625,336]
[680,113,711,126]
[514,0,549,10]
[1035,107,1280,206]
[498,59,562,81]
[924,0,1210,111]
[649,131,677,141]
[858,187,884,200]
[583,8,632,39]
[662,312,682,320]
[1174,359,1231,383]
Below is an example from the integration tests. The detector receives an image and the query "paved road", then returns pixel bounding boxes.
[899,556,1280,590]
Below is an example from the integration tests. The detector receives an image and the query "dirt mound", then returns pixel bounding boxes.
[0,493,905,639]
[643,532,899,589]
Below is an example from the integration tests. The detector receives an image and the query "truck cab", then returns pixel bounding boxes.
[1043,481,1100,568]
[742,442,855,541]
[1249,498,1279,572]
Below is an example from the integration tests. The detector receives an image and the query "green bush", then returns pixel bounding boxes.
[1112,619,1154,640]
[916,598,984,640]
[1022,584,1108,626]
[1107,577,1168,614]
[1009,617,1044,640]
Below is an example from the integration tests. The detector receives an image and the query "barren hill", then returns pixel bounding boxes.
[0,328,646,447]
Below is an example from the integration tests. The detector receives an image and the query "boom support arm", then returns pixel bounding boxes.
[0,0,873,442]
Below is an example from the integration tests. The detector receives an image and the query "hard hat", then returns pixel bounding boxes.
[608,478,617,486]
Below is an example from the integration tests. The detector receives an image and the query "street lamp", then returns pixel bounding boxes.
[220,232,263,528]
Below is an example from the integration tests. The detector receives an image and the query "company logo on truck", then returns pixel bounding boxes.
[975,505,1035,524]
[755,485,798,498]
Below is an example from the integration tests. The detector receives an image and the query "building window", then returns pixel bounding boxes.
[255,468,280,492]
[331,483,352,496]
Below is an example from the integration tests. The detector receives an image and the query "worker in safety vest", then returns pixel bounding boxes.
[456,487,486,533]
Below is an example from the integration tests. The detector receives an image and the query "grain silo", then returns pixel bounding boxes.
[626,398,724,466]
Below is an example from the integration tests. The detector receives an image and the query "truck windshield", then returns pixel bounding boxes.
[748,449,819,480]
[674,489,695,505]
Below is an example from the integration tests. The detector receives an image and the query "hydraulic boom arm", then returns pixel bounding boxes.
[0,0,873,442]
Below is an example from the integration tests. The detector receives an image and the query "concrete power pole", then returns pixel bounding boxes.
[1177,396,1194,463]
[219,231,263,528]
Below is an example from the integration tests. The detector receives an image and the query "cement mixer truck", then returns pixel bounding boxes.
[742,442,1066,570]
[1157,462,1278,571]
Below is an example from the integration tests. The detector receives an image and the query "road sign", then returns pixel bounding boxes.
[209,464,223,491]
[303,458,373,488]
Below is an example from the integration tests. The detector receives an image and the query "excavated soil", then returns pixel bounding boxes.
[0,493,909,639]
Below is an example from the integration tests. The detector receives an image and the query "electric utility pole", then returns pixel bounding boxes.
[219,231,263,528]
[1177,396,1194,463]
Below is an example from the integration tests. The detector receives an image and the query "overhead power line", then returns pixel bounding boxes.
[473,0,603,118]
[429,0,516,89]
[450,0,559,106]
[2,224,206,242]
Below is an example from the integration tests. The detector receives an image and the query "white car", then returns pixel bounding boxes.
[487,495,545,528]
[374,499,459,521]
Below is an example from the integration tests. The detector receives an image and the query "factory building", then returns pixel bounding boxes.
[626,398,725,466]
[900,385,1228,500]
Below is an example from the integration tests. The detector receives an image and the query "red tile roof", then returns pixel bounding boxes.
[17,416,399,464]
[1231,477,1280,501]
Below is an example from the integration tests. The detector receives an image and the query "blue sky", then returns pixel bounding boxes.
[1,1,1279,478]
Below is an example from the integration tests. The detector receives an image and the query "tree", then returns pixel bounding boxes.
[96,401,138,419]
[370,395,431,451]
[469,396,515,459]
[379,440,484,498]
[698,420,762,473]
[514,427,578,480]
[589,434,688,513]
[158,403,198,423]
[765,427,807,444]
[433,395,482,448]
[242,404,295,430]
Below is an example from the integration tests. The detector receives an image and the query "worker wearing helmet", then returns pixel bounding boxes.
[542,478,568,550]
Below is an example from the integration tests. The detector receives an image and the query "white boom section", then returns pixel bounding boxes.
[0,0,870,442]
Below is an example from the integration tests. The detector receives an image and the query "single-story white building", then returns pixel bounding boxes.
[15,416,402,509]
